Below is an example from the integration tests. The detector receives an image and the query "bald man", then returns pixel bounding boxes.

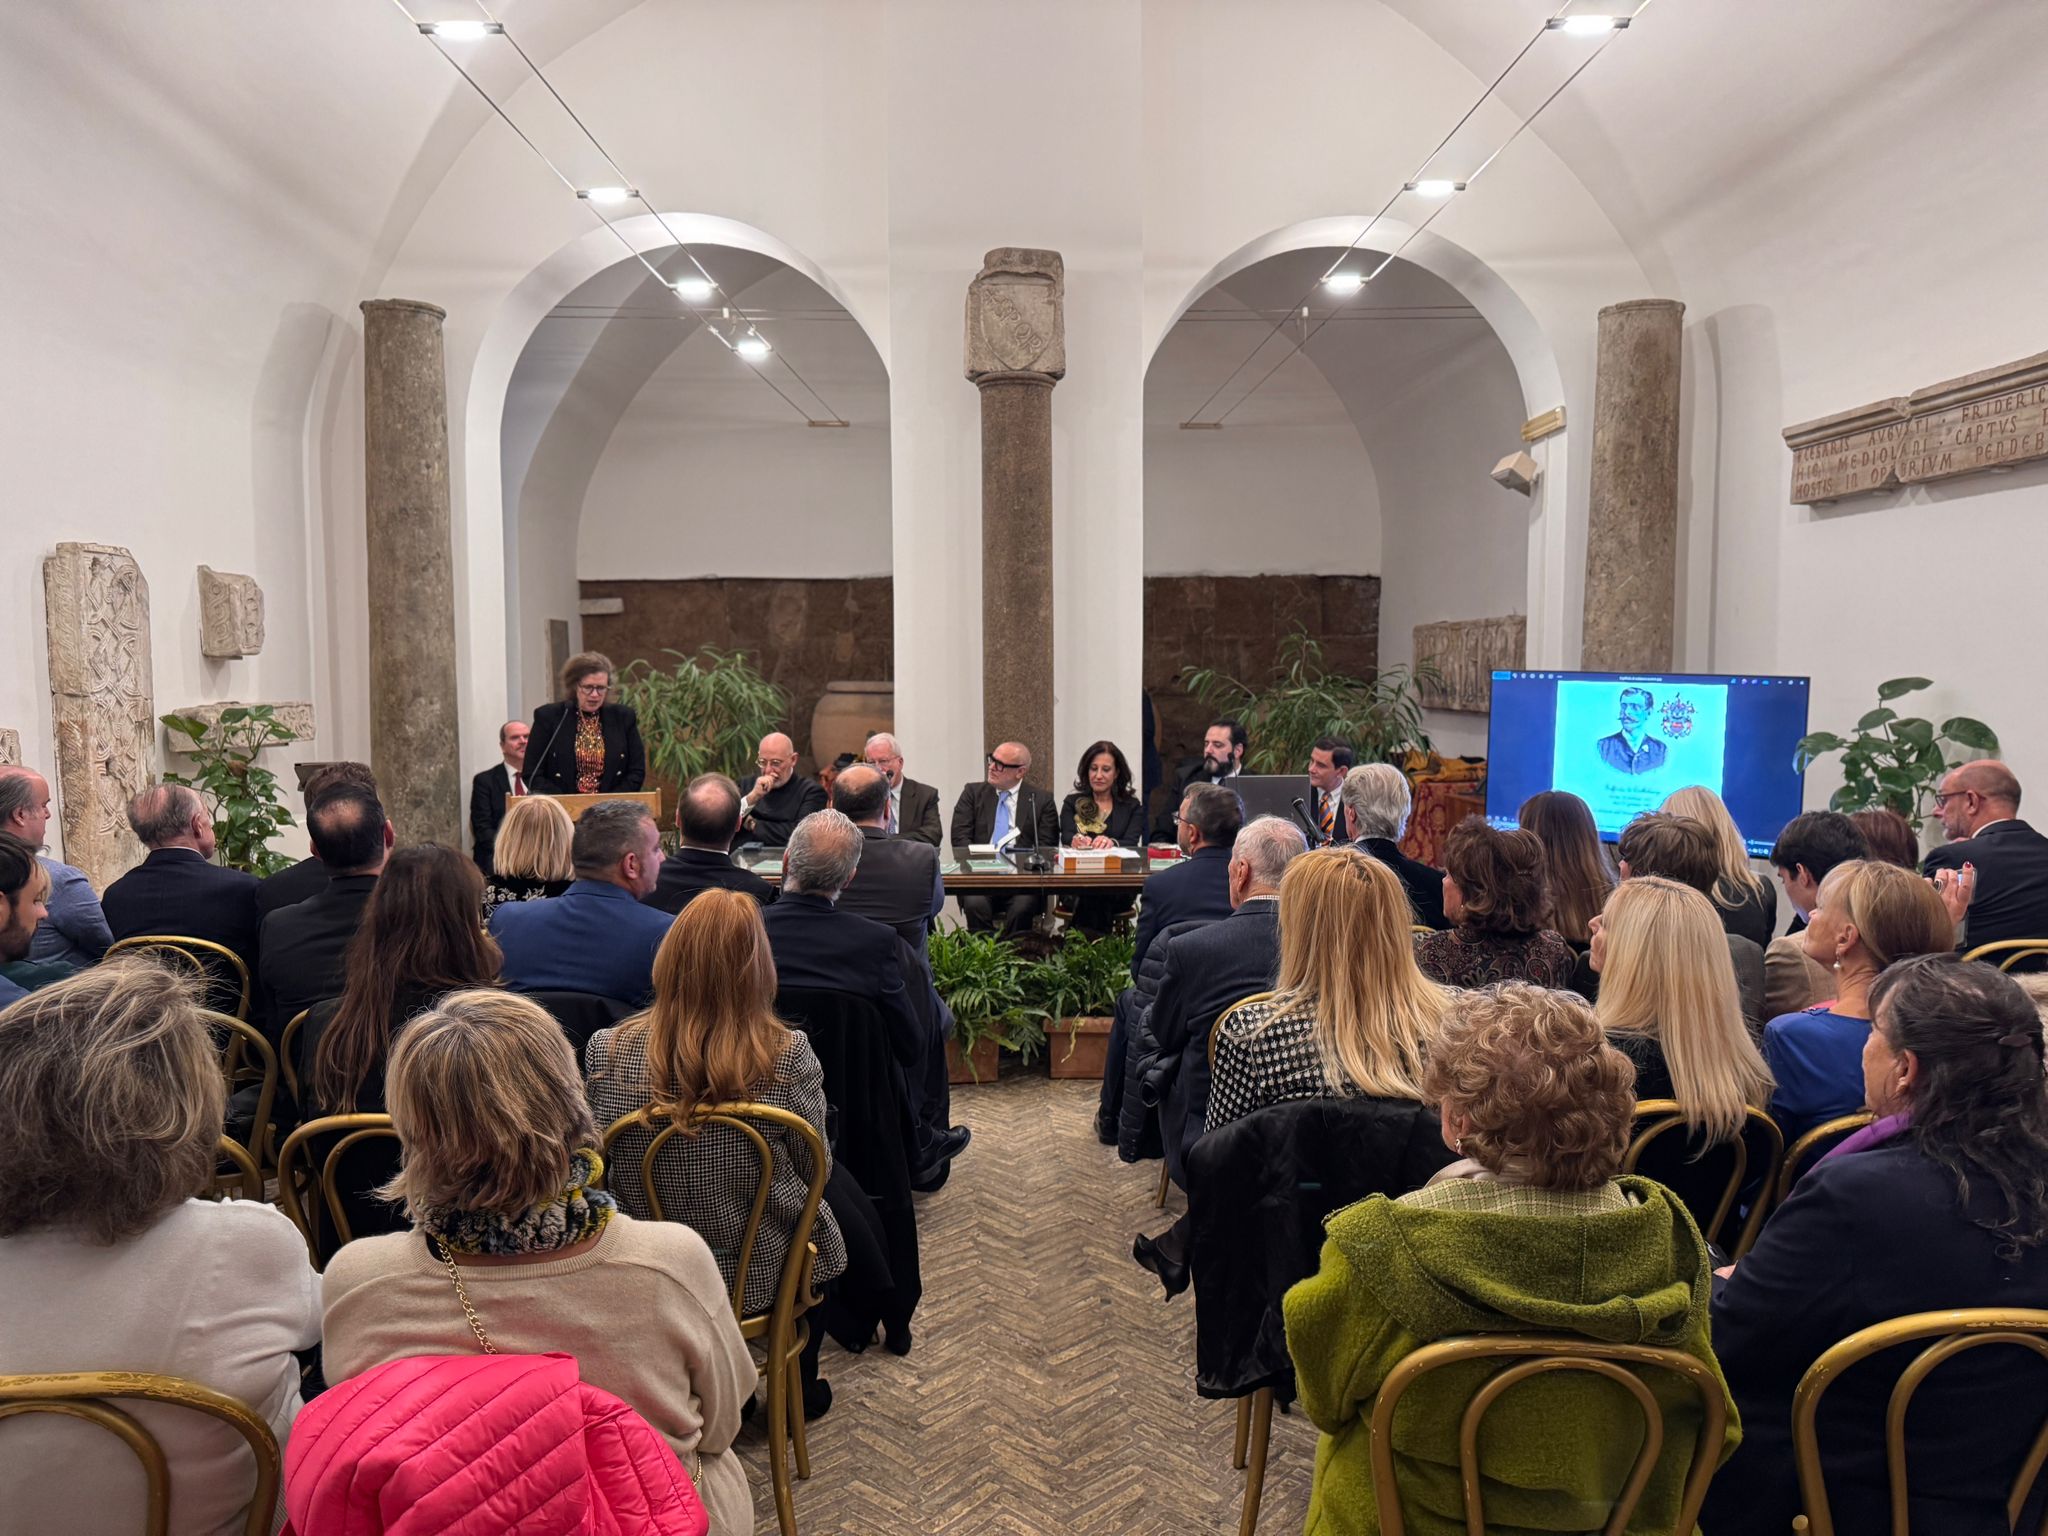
[738,732,827,848]
[1923,759,2048,954]
[949,742,1059,937]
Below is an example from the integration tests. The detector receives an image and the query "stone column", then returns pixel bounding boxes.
[965,249,1064,785]
[361,299,461,845]
[1581,298,1685,671]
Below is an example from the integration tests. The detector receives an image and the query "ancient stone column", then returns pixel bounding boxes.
[1581,298,1685,672]
[965,249,1065,785]
[361,299,461,845]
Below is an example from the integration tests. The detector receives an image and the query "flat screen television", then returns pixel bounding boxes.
[1483,670,1811,856]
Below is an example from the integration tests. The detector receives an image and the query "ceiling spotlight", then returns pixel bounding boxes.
[735,335,772,361]
[1546,14,1629,35]
[417,20,503,40]
[671,277,715,303]
[1322,272,1366,296]
[1404,179,1467,199]
[576,186,637,205]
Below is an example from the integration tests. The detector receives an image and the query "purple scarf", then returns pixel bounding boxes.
[1815,1110,1911,1170]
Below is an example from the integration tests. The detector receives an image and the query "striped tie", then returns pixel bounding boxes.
[1319,794,1335,840]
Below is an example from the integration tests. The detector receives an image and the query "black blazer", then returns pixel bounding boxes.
[949,781,1059,851]
[1715,878,1778,949]
[894,778,944,848]
[1358,835,1448,929]
[256,873,378,1037]
[522,701,646,796]
[1058,793,1146,849]
[760,892,921,1070]
[1924,818,2048,952]
[469,762,516,874]
[1132,844,1235,977]
[834,827,943,956]
[255,854,328,918]
[643,846,777,916]
[102,849,262,967]
[1151,899,1280,1185]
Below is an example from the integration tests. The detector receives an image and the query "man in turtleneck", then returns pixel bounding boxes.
[737,732,828,849]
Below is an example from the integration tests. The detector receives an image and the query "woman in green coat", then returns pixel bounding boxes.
[1283,983,1740,1536]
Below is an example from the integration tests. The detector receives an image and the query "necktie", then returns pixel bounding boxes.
[993,790,1014,845]
[513,772,526,797]
[1319,794,1334,839]
[886,791,898,834]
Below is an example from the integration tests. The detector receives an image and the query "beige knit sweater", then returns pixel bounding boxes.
[322,1211,757,1536]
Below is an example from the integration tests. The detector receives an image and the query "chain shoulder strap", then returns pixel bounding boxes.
[434,1236,497,1354]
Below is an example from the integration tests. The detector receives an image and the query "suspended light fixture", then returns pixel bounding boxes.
[417,19,503,40]
[576,186,637,205]
[1322,272,1366,296]
[1403,179,1467,199]
[735,335,772,361]
[672,277,715,302]
[1547,14,1630,35]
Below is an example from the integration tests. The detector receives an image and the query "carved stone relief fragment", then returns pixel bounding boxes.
[1413,615,1527,714]
[198,566,265,658]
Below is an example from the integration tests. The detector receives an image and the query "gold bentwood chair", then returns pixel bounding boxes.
[1368,1335,1730,1536]
[1159,990,1279,1209]
[1790,1308,2048,1536]
[1963,939,2048,973]
[0,1371,281,1536]
[210,1137,263,1203]
[278,1009,310,1106]
[105,936,252,1021]
[1623,1100,1784,1259]
[275,1113,402,1267]
[200,1009,279,1176]
[601,1102,830,1536]
[1773,1113,1877,1209]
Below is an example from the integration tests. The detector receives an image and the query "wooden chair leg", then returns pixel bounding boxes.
[785,1351,811,1480]
[1155,1165,1171,1208]
[1231,1394,1251,1470]
[1238,1387,1273,1536]
[765,1349,797,1536]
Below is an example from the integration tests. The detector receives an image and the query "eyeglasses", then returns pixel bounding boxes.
[757,757,792,770]
[987,755,1026,771]
[575,682,609,695]
[866,756,901,769]
[1932,790,1974,807]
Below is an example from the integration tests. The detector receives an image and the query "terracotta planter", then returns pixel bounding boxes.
[947,1035,1001,1085]
[1047,1015,1114,1080]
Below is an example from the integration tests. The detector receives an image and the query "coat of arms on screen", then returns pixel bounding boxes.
[1661,696,1697,739]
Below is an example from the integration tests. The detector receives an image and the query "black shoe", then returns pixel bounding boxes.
[1094,1108,1118,1146]
[911,1126,971,1191]
[884,1323,913,1357]
[803,1379,834,1421]
[1132,1232,1190,1299]
[909,1159,952,1194]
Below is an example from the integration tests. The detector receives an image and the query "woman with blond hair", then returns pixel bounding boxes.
[1762,857,1955,1140]
[1662,785,1776,947]
[0,960,320,1536]
[321,989,755,1535]
[1592,876,1774,1142]
[481,792,576,915]
[1207,845,1448,1131]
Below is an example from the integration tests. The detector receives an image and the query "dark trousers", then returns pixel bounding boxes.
[1097,1004,1132,1141]
[959,891,1042,939]
[903,1005,955,1174]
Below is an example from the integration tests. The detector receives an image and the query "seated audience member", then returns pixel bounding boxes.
[320,990,755,1536]
[646,774,777,916]
[522,651,647,797]
[481,792,576,915]
[1613,811,1765,1031]
[468,718,531,876]
[1708,955,2048,1534]
[0,833,52,1007]
[1850,805,1921,869]
[586,890,848,1411]
[1209,845,1448,1132]
[1131,816,1306,1297]
[257,761,379,916]
[1663,784,1777,947]
[1131,783,1242,975]
[1923,759,2048,953]
[1517,788,1614,948]
[1340,763,1446,928]
[862,732,943,846]
[950,742,1061,937]
[1153,717,1247,838]
[1762,858,1953,1142]
[1414,821,1575,988]
[1305,737,1353,847]
[737,732,827,849]
[1592,876,1774,1136]
[1285,984,1734,1535]
[0,962,319,1536]
[492,799,673,1006]
[102,783,261,967]
[818,751,856,802]
[258,785,393,1036]
[0,764,111,968]
[832,765,944,955]
[1059,739,1147,936]
[1766,810,1870,1018]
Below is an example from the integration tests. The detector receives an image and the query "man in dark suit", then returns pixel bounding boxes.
[256,761,379,918]
[645,773,777,916]
[469,720,530,876]
[862,731,943,847]
[738,731,828,848]
[1131,783,1243,976]
[762,809,968,1185]
[1339,763,1447,929]
[492,799,674,1005]
[256,785,392,1038]
[1132,815,1306,1296]
[1152,717,1248,838]
[1596,686,1668,775]
[832,766,944,958]
[949,741,1060,938]
[102,784,261,967]
[1924,760,2048,953]
[1305,736,1353,846]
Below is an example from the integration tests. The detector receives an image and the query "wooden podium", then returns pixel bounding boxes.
[547,791,662,822]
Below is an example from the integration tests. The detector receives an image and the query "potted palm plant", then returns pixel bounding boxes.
[1180,626,1439,769]
[611,646,789,797]
[928,927,1046,1084]
[1032,931,1135,1080]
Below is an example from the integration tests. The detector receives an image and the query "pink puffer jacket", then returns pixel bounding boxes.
[283,1353,708,1536]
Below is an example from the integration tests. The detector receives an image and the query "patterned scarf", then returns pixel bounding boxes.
[421,1148,617,1257]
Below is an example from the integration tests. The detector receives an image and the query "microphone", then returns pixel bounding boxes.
[530,704,571,792]
[1004,786,1055,875]
[1291,797,1324,847]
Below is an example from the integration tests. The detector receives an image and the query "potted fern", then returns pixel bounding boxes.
[928,926,1046,1084]
[1032,931,1135,1079]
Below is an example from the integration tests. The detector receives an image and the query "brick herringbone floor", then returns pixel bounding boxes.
[733,1073,1318,1534]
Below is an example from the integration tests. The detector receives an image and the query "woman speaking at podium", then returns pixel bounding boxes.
[522,650,647,796]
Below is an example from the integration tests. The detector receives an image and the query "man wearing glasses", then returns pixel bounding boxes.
[949,742,1060,937]
[862,731,944,847]
[738,732,828,848]
[1924,760,2048,953]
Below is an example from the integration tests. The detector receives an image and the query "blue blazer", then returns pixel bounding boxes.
[490,879,675,1006]
[1132,844,1235,977]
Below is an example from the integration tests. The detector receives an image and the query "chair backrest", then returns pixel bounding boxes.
[201,1009,278,1171]
[520,989,637,1060]
[278,1009,310,1106]
[1791,1308,2048,1536]
[210,1137,263,1203]
[0,1370,280,1536]
[1623,1099,1784,1256]
[275,1113,402,1267]
[1206,989,1278,1070]
[1962,939,2048,974]
[599,1101,830,1328]
[1774,1112,1876,1207]
[1368,1334,1728,1536]
[106,935,252,1020]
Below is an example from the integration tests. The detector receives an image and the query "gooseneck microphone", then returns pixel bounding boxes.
[1291,797,1324,847]
[530,704,573,791]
